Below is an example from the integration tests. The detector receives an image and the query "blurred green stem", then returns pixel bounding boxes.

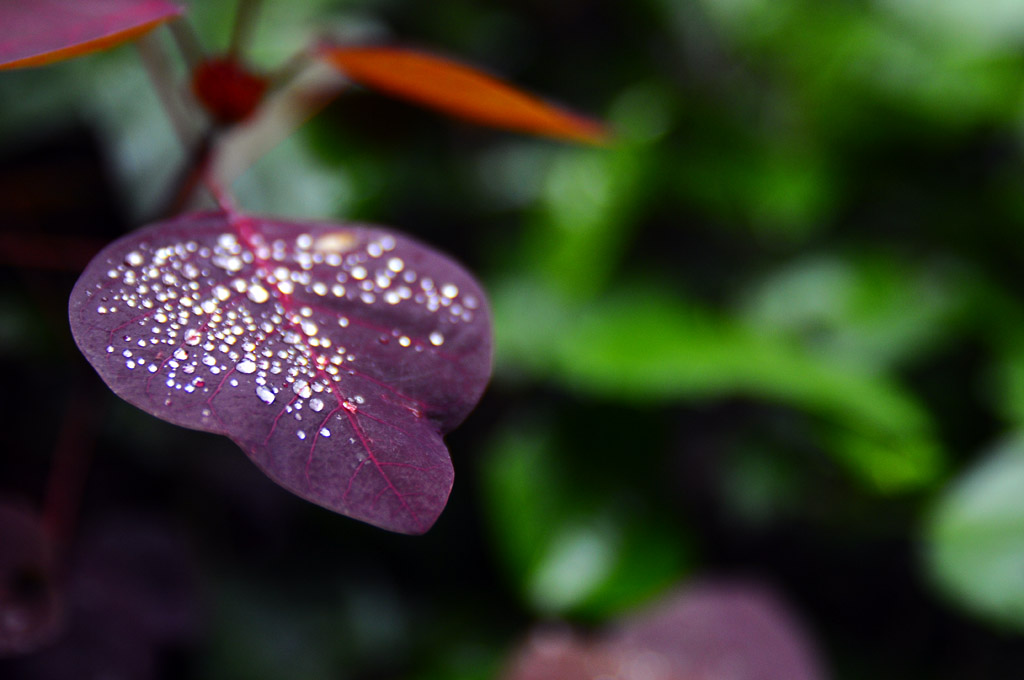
[135,32,198,149]
[229,0,263,58]
[168,16,203,71]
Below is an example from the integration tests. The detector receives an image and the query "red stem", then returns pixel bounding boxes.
[41,383,101,563]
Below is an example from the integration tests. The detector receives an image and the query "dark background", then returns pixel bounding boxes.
[2,0,1024,678]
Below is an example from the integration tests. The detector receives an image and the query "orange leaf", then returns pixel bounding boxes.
[0,0,184,70]
[319,46,609,145]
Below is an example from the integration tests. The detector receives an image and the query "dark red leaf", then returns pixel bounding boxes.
[0,0,183,70]
[0,503,62,657]
[68,211,492,534]
[319,46,610,145]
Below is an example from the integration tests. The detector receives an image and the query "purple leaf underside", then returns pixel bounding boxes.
[69,212,492,534]
[0,0,184,69]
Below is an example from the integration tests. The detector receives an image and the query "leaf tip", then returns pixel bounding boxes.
[315,43,611,146]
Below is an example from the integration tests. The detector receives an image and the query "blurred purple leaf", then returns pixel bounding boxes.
[500,629,605,680]
[0,514,200,680]
[0,504,62,657]
[0,0,184,70]
[70,517,198,645]
[69,211,492,534]
[610,582,828,680]
[502,580,828,680]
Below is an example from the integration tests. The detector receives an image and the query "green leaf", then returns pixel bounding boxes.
[740,254,968,371]
[480,420,690,619]
[926,433,1024,631]
[492,280,945,492]
[521,143,650,300]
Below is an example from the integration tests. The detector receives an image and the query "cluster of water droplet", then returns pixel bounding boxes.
[88,225,478,446]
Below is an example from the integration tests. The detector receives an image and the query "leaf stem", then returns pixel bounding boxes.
[269,49,312,94]
[167,16,204,71]
[229,0,263,58]
[136,31,222,212]
[135,31,198,150]
[159,134,216,216]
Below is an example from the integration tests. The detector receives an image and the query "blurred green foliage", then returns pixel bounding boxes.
[482,417,690,618]
[4,0,1024,678]
[927,433,1024,630]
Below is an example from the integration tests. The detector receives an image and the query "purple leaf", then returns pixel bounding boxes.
[0,0,184,70]
[68,211,492,534]
[0,503,62,657]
